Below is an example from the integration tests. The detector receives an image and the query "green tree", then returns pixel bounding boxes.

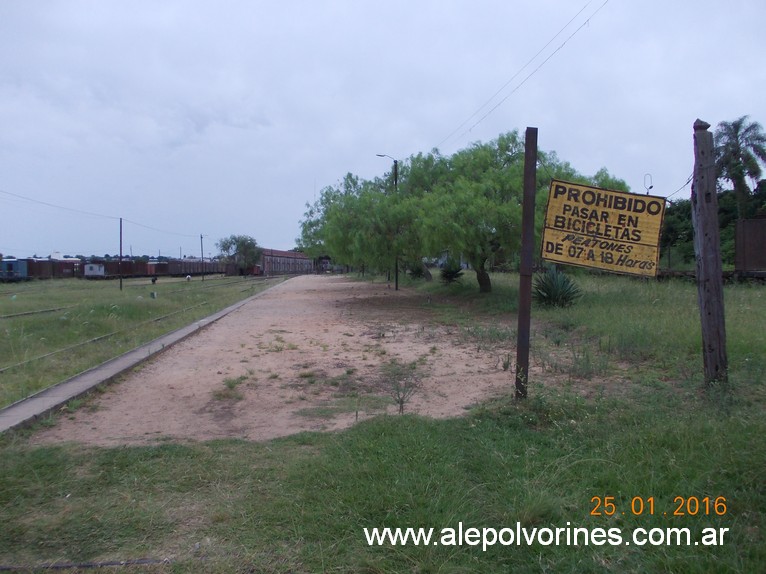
[300,169,428,280]
[297,196,329,259]
[421,132,526,293]
[216,235,262,272]
[591,167,630,192]
[323,175,372,270]
[660,199,695,267]
[753,179,766,216]
[658,186,765,269]
[714,115,766,219]
[299,130,631,293]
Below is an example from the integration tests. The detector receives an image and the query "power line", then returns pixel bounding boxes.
[123,218,198,239]
[666,173,694,200]
[0,187,198,241]
[462,0,610,138]
[436,0,610,150]
[436,1,594,150]
[0,188,118,220]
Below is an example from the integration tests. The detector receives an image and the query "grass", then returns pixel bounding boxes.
[0,276,282,408]
[408,270,765,392]
[460,324,515,350]
[212,375,251,401]
[2,393,763,572]
[296,395,390,419]
[0,272,764,572]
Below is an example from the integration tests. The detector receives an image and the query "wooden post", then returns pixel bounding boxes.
[691,119,728,387]
[515,127,538,399]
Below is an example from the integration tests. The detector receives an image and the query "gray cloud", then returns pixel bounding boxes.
[1,0,764,257]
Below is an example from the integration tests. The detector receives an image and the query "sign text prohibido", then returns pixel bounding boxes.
[541,180,666,277]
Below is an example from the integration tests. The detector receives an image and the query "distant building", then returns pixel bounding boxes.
[261,249,314,275]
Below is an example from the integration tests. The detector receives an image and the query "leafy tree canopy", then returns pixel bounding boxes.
[298,130,629,292]
[714,115,766,219]
[660,115,766,267]
[216,234,262,270]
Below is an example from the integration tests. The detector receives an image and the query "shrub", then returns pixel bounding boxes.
[440,258,464,284]
[408,263,424,279]
[380,359,421,414]
[532,268,582,307]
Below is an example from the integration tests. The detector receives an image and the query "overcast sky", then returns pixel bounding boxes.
[1,1,764,258]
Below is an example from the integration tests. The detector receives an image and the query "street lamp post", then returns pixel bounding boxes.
[644,173,654,195]
[376,154,398,190]
[376,153,399,290]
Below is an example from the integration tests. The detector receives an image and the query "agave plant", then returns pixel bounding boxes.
[440,258,464,285]
[532,267,582,307]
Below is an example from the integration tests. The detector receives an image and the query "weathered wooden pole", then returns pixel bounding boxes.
[691,119,728,387]
[515,126,538,399]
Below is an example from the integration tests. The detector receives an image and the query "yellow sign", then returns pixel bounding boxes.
[541,179,666,277]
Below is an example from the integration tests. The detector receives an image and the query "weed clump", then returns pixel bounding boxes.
[380,359,421,414]
[213,374,249,400]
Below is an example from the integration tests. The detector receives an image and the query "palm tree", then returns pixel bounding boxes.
[714,115,766,219]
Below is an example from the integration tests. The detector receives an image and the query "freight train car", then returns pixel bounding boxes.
[26,258,81,278]
[3,250,311,281]
[0,258,66,280]
[0,258,28,281]
[81,258,224,279]
[167,258,226,276]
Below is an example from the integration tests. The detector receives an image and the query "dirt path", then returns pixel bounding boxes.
[32,275,516,446]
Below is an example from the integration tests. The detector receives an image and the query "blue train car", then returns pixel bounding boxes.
[0,258,28,281]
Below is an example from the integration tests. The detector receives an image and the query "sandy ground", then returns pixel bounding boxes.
[32,275,519,446]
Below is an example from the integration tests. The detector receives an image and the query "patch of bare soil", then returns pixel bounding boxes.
[32,275,522,446]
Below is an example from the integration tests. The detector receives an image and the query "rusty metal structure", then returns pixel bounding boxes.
[735,217,766,272]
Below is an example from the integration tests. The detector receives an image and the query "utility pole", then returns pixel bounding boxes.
[691,119,728,389]
[377,153,399,290]
[515,127,538,399]
[200,234,205,281]
[119,217,123,291]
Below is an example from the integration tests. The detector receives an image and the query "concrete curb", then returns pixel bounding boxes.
[0,280,284,434]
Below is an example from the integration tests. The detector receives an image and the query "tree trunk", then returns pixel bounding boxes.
[421,261,432,282]
[474,259,492,293]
